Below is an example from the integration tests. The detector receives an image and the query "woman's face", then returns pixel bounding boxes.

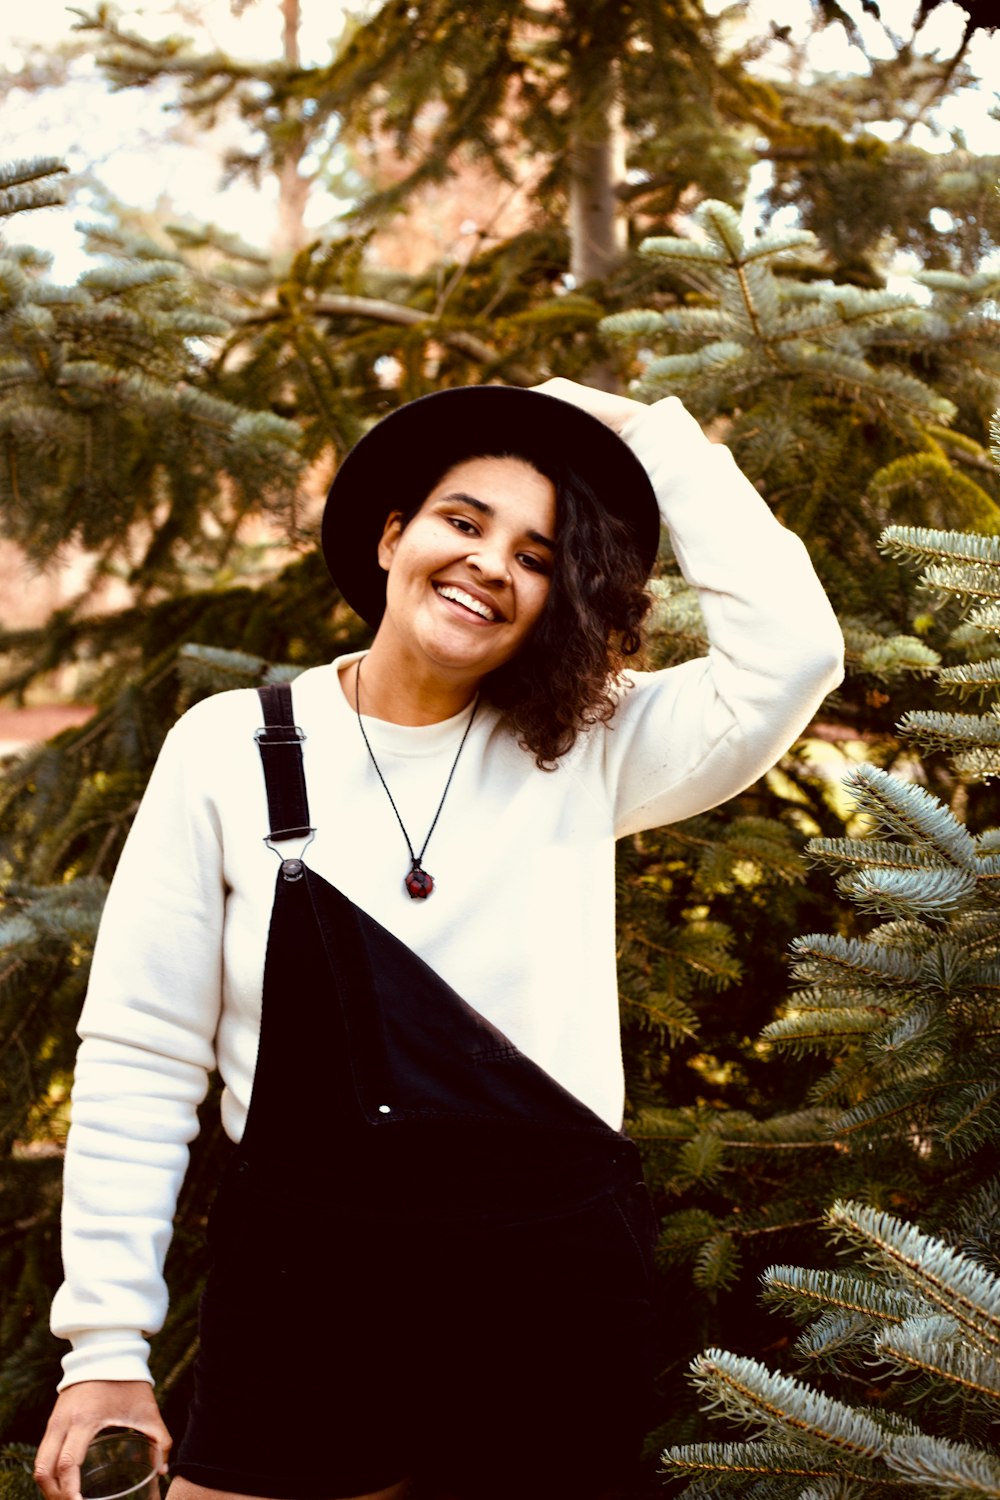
[376,454,557,687]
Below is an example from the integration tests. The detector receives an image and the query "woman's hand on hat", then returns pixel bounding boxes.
[529,377,646,434]
[34,1380,171,1500]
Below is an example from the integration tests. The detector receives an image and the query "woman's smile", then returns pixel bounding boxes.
[432,580,506,623]
[373,453,557,693]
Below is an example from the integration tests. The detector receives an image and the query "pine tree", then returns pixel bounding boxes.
[71,0,767,284]
[65,2,1000,300]
[592,196,1000,1475]
[2,3,1000,1472]
[660,446,1000,1494]
[600,198,1000,597]
[602,195,997,1271]
[0,159,301,585]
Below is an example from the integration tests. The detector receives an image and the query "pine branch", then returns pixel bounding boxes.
[887,1433,1000,1496]
[240,294,534,383]
[0,159,69,220]
[761,1266,919,1325]
[790,933,923,988]
[660,1440,848,1482]
[937,660,1000,699]
[838,765,977,871]
[827,1201,1000,1350]
[880,526,1000,571]
[875,1314,1000,1402]
[762,1008,888,1055]
[683,1348,896,1464]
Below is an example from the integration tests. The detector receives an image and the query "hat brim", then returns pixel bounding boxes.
[321,385,660,628]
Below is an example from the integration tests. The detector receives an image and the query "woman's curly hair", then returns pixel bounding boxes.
[399,454,653,768]
[485,462,652,767]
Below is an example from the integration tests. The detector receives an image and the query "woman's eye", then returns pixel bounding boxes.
[518,553,548,574]
[447,516,477,534]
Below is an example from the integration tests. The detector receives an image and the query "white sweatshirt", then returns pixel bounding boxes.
[50,396,844,1388]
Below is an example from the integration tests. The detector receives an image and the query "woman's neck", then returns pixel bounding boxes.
[340,643,479,726]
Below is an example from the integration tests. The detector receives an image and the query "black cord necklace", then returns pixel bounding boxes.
[354,660,479,900]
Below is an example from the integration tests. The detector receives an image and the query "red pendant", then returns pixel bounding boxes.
[405,865,434,900]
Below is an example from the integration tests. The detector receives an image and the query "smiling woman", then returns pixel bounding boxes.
[346,452,559,899]
[322,385,660,770]
[38,377,844,1500]
[365,453,558,717]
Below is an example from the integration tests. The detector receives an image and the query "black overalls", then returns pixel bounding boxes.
[173,683,658,1500]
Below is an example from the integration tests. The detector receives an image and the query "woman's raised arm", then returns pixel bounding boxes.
[545,381,844,834]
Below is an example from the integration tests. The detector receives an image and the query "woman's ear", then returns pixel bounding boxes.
[377,511,404,573]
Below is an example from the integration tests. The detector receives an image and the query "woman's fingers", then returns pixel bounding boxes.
[529,376,646,432]
[34,1381,171,1500]
[33,1413,69,1500]
[33,1417,90,1500]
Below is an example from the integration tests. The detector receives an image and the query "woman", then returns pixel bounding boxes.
[35,377,843,1500]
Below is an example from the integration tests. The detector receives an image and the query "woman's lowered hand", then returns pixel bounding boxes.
[530,376,646,434]
[34,1381,171,1500]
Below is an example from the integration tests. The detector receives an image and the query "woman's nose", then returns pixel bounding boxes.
[466,543,511,585]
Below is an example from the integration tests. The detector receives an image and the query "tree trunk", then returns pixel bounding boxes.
[566,59,626,391]
[274,0,309,256]
[567,76,627,287]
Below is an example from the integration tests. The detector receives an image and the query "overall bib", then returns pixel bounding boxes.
[173,683,658,1500]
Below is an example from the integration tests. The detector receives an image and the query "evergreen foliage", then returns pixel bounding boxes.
[604,205,998,1380]
[0,1444,35,1500]
[661,462,1000,1494]
[0,160,301,584]
[600,199,1000,598]
[1,2,999,1485]
[66,0,999,291]
[72,0,767,238]
[664,1199,1000,1497]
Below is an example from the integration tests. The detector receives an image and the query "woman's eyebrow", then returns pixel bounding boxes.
[442,491,556,551]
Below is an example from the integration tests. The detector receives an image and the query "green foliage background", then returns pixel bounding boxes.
[1,2,999,1492]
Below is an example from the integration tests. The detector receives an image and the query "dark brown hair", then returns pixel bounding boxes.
[400,456,653,768]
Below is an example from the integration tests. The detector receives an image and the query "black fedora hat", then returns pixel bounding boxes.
[321,384,660,628]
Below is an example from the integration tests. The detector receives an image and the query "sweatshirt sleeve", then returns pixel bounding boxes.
[50,701,226,1388]
[604,396,844,838]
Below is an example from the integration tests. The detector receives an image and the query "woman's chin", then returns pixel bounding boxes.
[408,621,508,678]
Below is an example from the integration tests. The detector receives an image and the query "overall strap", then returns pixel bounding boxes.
[255,682,314,844]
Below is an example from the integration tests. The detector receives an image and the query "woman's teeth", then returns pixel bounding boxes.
[435,585,496,621]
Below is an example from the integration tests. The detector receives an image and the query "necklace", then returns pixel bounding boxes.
[354,661,479,900]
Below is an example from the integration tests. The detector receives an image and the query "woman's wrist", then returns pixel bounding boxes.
[57,1329,153,1391]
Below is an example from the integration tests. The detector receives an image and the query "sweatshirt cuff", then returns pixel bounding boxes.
[619,395,714,506]
[57,1330,154,1391]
